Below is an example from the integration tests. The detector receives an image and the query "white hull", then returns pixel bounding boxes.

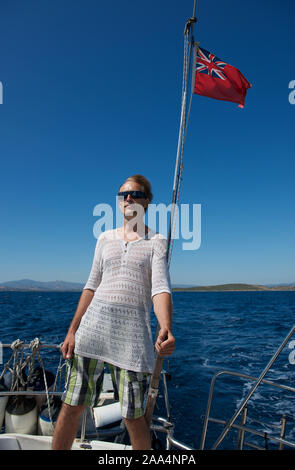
[0,433,132,450]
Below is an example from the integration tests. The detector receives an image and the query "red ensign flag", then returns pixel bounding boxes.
[193,46,251,108]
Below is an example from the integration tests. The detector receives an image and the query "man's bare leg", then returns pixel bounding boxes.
[124,416,151,450]
[51,403,85,450]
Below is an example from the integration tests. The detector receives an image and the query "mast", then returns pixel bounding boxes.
[167,3,197,265]
[144,0,198,428]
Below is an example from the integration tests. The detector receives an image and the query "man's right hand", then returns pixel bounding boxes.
[61,332,75,359]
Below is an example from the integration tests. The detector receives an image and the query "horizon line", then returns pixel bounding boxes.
[0,278,295,287]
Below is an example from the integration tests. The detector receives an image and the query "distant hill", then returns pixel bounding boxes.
[0,279,294,292]
[172,283,295,292]
[0,279,84,292]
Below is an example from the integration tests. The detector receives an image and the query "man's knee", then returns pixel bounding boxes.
[61,402,85,416]
[124,415,147,427]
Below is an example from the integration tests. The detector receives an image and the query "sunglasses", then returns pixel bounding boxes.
[118,190,147,200]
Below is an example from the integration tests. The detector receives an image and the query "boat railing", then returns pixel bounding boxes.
[1,342,62,350]
[200,324,295,450]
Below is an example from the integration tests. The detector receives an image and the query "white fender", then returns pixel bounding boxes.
[38,415,55,436]
[0,396,9,430]
[93,402,122,428]
[5,405,38,435]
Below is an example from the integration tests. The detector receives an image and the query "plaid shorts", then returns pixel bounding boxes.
[62,354,151,419]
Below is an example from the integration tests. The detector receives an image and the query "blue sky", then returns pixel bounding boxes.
[0,0,294,286]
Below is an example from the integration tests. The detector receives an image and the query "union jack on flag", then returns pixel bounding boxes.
[193,44,252,107]
[196,48,227,80]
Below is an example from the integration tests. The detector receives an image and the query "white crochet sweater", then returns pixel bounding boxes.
[74,228,172,373]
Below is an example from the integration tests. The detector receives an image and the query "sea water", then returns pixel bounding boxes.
[0,290,294,450]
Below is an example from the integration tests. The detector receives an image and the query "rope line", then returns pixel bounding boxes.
[1,338,67,432]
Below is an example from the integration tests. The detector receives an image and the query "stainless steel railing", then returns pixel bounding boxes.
[151,416,194,450]
[200,325,295,450]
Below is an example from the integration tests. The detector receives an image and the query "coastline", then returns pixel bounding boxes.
[172,284,295,292]
[172,288,295,292]
[1,283,295,293]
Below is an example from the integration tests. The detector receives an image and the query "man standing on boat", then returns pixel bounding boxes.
[52,174,175,450]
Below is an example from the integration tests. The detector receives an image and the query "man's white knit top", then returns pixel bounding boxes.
[74,228,172,373]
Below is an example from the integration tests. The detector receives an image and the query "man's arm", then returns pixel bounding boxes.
[61,289,94,359]
[152,292,175,356]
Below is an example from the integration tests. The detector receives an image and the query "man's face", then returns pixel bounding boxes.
[118,181,149,219]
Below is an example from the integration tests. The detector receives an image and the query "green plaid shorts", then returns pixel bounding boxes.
[62,354,151,419]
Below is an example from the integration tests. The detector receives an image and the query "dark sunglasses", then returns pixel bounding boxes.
[118,190,147,200]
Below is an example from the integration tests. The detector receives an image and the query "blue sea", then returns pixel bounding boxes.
[1,290,295,450]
